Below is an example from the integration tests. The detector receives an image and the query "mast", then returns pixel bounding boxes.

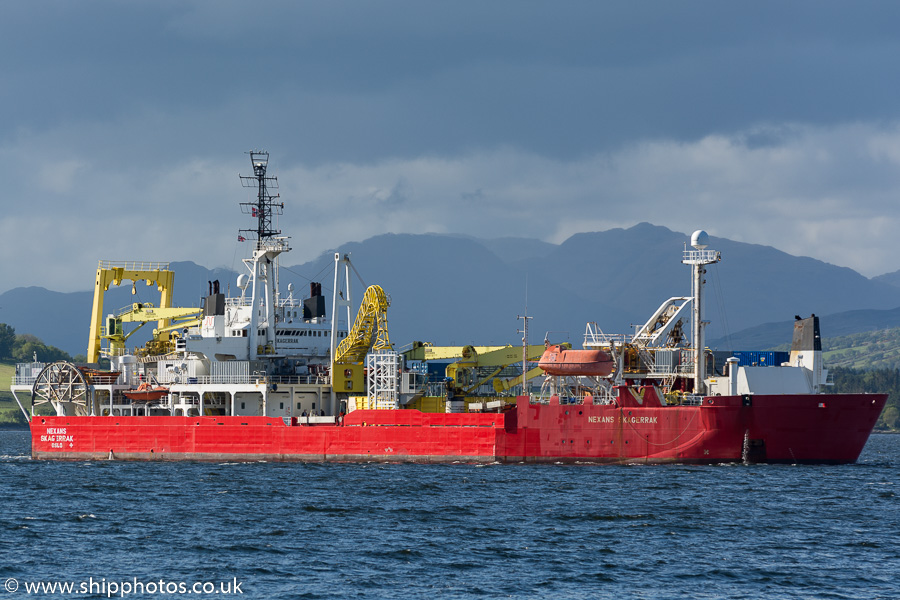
[239,151,282,248]
[517,276,532,397]
[517,312,532,397]
[681,230,720,396]
[238,151,289,360]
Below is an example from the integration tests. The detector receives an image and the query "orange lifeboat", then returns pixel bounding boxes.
[123,382,169,402]
[538,345,614,377]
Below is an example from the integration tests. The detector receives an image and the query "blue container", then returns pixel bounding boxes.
[730,351,789,367]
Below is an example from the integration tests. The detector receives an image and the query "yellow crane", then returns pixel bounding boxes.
[332,285,392,393]
[88,262,176,363]
[102,303,202,358]
[403,342,570,396]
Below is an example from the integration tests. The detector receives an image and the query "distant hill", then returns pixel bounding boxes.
[523,223,900,341]
[708,306,900,351]
[873,269,900,289]
[477,237,558,264]
[4,224,900,356]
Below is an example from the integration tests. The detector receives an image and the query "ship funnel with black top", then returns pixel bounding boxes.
[790,314,827,392]
[305,282,326,320]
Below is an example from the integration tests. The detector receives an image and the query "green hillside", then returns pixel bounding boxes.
[821,328,900,370]
[769,326,900,370]
[0,361,27,427]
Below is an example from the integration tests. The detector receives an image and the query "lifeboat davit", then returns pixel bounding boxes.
[538,345,614,377]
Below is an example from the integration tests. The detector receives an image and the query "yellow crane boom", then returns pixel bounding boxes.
[102,303,202,357]
[332,285,392,393]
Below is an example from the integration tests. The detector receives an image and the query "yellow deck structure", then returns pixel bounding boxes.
[87,262,175,363]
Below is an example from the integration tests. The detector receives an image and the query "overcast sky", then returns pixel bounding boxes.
[3,1,900,294]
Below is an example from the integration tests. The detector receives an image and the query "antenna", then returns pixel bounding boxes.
[517,275,532,396]
[238,150,283,249]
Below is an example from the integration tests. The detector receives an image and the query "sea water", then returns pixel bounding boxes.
[0,430,897,599]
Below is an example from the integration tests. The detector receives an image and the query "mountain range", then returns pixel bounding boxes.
[4,223,900,357]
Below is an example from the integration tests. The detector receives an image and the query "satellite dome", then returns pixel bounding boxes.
[237,274,249,290]
[690,230,709,250]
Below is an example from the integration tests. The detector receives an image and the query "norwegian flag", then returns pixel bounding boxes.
[251,208,257,217]
[237,235,246,242]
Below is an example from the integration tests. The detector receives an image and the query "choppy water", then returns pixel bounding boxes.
[0,429,898,600]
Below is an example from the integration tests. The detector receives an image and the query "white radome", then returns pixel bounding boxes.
[691,229,709,250]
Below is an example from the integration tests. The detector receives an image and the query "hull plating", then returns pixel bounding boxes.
[30,393,887,464]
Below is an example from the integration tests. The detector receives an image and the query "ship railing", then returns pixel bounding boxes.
[13,362,46,386]
[268,374,330,386]
[87,373,122,386]
[682,249,721,265]
[258,238,291,253]
[102,346,129,357]
[644,365,675,378]
[113,302,154,317]
[172,374,330,386]
[274,296,309,309]
[591,388,618,405]
[680,394,704,406]
[98,260,171,271]
[225,297,252,307]
[642,364,693,377]
[583,323,628,348]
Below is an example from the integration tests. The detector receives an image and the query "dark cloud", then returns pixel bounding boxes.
[3,2,900,292]
[3,1,900,163]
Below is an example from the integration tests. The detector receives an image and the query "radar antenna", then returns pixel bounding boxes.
[239,150,283,249]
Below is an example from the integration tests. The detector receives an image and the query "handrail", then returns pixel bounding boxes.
[98,260,170,271]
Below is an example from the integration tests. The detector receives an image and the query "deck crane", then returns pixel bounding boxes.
[331,284,392,393]
[87,262,176,363]
[403,341,570,396]
[102,303,202,358]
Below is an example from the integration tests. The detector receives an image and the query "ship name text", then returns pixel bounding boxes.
[42,427,73,448]
[587,416,658,424]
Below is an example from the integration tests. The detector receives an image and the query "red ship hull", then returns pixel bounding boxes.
[29,391,887,464]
